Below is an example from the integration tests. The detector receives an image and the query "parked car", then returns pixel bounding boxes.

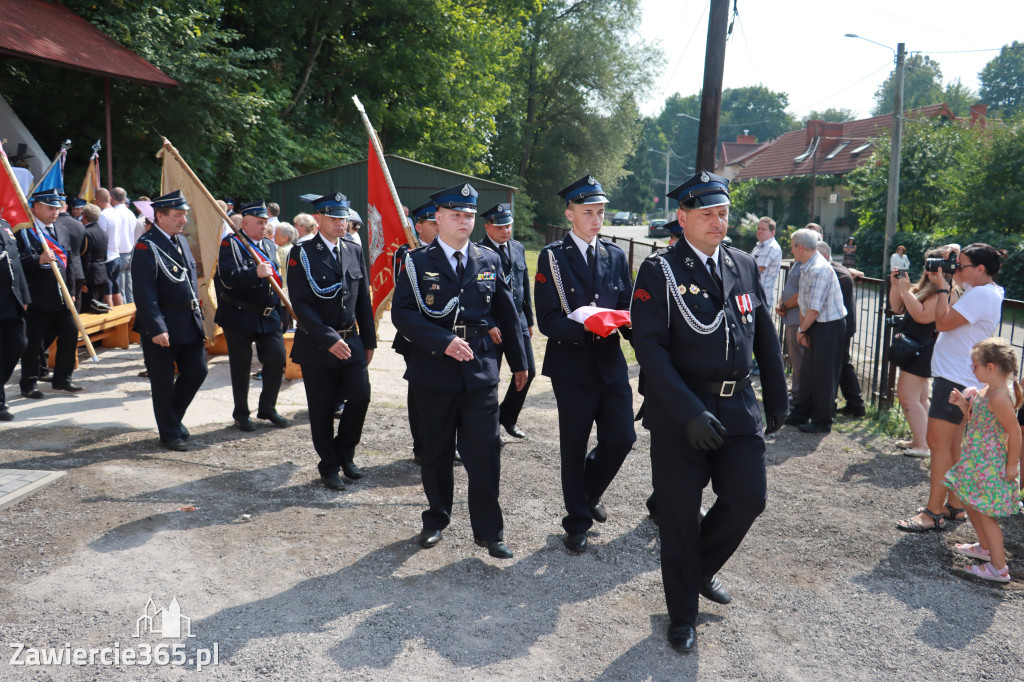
[648,219,668,237]
[611,211,632,226]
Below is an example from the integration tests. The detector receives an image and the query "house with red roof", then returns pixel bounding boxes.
[721,103,986,244]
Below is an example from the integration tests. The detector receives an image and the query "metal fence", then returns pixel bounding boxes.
[544,225,1024,411]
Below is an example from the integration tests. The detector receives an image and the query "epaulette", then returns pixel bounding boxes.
[478,243,496,253]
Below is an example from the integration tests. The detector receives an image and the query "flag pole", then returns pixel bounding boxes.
[160,138,298,326]
[351,96,418,250]
[1,152,98,362]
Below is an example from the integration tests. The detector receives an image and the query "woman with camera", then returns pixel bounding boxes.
[897,244,1006,532]
[888,248,943,457]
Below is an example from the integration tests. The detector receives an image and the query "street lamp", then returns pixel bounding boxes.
[648,147,673,221]
[846,33,905,278]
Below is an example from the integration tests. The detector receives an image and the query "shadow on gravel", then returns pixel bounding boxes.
[593,612,718,681]
[185,523,658,672]
[85,459,424,553]
[838,447,926,491]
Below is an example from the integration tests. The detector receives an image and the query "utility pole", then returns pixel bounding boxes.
[663,148,671,220]
[695,0,730,171]
[882,43,906,278]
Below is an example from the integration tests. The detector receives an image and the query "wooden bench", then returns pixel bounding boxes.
[49,303,137,368]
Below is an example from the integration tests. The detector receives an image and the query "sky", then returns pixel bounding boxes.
[637,0,1024,122]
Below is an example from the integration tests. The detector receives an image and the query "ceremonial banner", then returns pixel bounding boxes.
[0,146,30,226]
[79,143,101,202]
[366,140,410,320]
[29,144,67,196]
[158,144,227,341]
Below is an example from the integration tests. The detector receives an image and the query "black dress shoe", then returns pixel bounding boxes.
[699,574,732,604]
[419,528,442,548]
[21,389,45,400]
[341,460,364,480]
[564,533,588,553]
[840,404,866,417]
[180,425,190,441]
[0,408,13,421]
[798,422,831,434]
[588,497,608,523]
[667,623,696,653]
[475,539,513,559]
[234,417,257,432]
[39,370,52,381]
[256,411,290,427]
[161,439,187,452]
[784,412,807,426]
[320,472,346,491]
[52,382,84,393]
[502,421,526,438]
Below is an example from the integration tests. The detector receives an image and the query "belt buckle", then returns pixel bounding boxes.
[454,324,466,338]
[719,380,736,398]
[262,306,274,316]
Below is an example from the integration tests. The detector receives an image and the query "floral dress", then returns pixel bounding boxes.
[945,389,1022,517]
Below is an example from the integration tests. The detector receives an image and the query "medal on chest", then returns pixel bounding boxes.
[735,293,754,323]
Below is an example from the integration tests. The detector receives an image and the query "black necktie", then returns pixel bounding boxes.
[455,251,465,279]
[587,245,597,277]
[707,256,722,291]
[173,234,183,255]
[333,245,341,269]
[500,243,509,266]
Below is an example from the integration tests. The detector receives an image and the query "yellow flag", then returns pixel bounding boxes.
[78,155,100,203]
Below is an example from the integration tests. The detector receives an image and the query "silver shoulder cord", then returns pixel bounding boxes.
[151,242,200,309]
[298,246,344,300]
[546,249,571,315]
[404,252,460,323]
[1,249,13,282]
[653,254,730,359]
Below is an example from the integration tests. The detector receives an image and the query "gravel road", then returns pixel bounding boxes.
[1,323,1022,680]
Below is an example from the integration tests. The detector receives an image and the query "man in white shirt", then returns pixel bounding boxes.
[99,187,139,304]
[750,217,782,308]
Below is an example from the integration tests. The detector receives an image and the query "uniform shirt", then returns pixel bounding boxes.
[569,230,598,258]
[797,251,846,323]
[751,236,782,307]
[682,236,721,278]
[437,238,469,274]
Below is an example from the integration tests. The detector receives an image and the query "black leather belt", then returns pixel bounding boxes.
[164,300,201,311]
[453,324,488,339]
[335,326,357,339]
[693,375,751,398]
[221,291,276,317]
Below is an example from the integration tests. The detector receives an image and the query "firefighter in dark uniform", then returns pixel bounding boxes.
[214,200,290,431]
[534,175,636,554]
[392,183,529,559]
[130,190,208,452]
[1,217,31,421]
[17,188,81,398]
[392,200,439,463]
[286,191,376,491]
[477,202,535,439]
[630,171,788,653]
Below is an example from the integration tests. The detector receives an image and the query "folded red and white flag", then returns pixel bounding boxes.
[568,306,631,337]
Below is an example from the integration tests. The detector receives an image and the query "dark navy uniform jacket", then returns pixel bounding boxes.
[16,222,71,311]
[392,239,527,392]
[630,240,787,437]
[130,228,205,345]
[534,233,632,386]
[479,236,534,332]
[286,234,376,367]
[214,233,282,333]
[1,220,30,317]
[55,214,86,282]
[391,241,417,356]
[80,221,109,291]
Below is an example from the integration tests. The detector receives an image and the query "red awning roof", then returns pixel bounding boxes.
[0,0,177,88]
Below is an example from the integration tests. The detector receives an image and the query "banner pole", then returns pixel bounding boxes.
[160,138,298,326]
[1,153,98,362]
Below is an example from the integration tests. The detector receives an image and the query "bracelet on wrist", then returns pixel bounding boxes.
[937,289,950,294]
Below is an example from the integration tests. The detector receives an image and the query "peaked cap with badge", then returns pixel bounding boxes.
[301,192,350,218]
[666,170,731,209]
[29,188,65,207]
[558,174,609,205]
[480,203,513,226]
[151,189,191,211]
[238,200,270,218]
[411,201,437,224]
[430,183,478,213]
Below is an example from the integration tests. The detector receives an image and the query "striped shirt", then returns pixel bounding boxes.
[798,252,846,323]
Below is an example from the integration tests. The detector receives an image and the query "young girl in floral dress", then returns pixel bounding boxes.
[945,337,1022,583]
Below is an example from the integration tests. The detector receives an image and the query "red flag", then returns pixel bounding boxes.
[0,146,31,226]
[366,141,409,319]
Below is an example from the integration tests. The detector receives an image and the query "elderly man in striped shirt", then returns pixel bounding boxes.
[784,228,847,434]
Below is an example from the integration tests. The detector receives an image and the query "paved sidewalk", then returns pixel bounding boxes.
[0,469,65,510]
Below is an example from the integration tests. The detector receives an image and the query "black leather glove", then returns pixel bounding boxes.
[685,411,726,451]
[764,412,785,435]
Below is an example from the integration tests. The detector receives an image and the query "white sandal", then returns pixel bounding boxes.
[965,562,1011,583]
[953,542,991,561]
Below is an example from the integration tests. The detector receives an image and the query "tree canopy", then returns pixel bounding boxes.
[980,41,1024,118]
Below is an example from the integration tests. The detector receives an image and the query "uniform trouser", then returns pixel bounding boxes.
[141,338,208,443]
[784,324,804,404]
[406,381,422,459]
[838,335,864,409]
[551,379,636,534]
[21,309,76,391]
[223,328,285,420]
[497,329,536,428]
[413,383,504,541]
[794,318,846,426]
[651,428,767,627]
[0,317,27,406]
[300,350,370,476]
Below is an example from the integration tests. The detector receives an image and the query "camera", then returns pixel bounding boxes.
[924,252,959,274]
[885,314,905,328]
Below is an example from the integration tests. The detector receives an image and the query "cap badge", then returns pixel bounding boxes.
[587,175,596,186]
[460,184,471,197]
[334,192,342,202]
[700,170,710,183]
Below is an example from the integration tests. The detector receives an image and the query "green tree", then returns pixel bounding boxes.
[801,108,857,125]
[872,54,946,116]
[980,41,1024,118]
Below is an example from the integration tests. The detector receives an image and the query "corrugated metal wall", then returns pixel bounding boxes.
[269,155,516,244]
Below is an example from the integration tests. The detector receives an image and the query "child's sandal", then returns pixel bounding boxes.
[953,542,991,560]
[965,562,1011,583]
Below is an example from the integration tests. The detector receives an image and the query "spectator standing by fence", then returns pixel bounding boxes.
[890,245,910,274]
[842,237,857,269]
[897,244,1006,532]
[751,217,781,308]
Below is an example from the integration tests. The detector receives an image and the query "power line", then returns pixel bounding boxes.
[659,0,709,98]
[790,61,892,115]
